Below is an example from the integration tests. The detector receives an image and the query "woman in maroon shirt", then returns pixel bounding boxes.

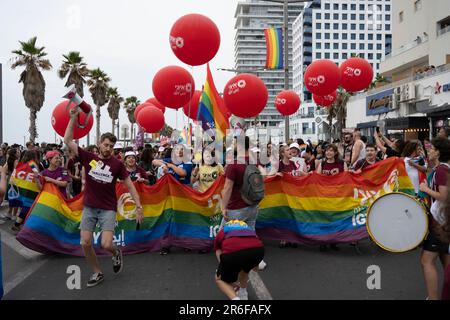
[278,146,297,175]
[316,144,348,176]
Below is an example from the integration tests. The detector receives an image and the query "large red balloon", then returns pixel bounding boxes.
[275,90,301,116]
[183,90,202,120]
[145,98,166,113]
[152,66,195,109]
[340,57,374,92]
[134,103,153,120]
[136,106,165,133]
[313,91,338,107]
[170,14,221,66]
[52,101,93,139]
[223,74,268,118]
[304,59,341,96]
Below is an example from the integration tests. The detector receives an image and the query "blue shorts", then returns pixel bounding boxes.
[80,206,117,232]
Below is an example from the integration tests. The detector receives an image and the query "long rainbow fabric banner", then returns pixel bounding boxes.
[265,27,284,69]
[16,158,415,256]
[10,161,41,217]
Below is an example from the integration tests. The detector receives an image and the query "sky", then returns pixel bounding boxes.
[0,0,240,145]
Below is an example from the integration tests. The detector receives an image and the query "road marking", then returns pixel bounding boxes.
[2,258,47,296]
[249,271,273,300]
[1,229,44,260]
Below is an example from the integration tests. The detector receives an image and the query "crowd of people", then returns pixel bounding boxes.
[1,116,450,299]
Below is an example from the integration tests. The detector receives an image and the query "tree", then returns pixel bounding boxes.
[11,37,52,144]
[368,74,390,90]
[326,88,351,141]
[58,51,89,97]
[106,87,123,135]
[124,96,140,142]
[87,68,110,143]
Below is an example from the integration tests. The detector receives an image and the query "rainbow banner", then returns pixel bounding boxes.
[265,27,284,70]
[16,158,415,256]
[197,64,230,142]
[10,161,41,217]
[257,158,415,244]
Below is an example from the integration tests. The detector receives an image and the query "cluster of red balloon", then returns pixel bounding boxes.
[52,101,94,139]
[305,57,373,107]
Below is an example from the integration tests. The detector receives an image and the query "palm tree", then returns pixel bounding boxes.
[58,51,89,97]
[160,124,174,138]
[10,37,52,144]
[326,89,352,141]
[368,74,390,90]
[124,96,140,142]
[87,68,110,143]
[106,87,123,136]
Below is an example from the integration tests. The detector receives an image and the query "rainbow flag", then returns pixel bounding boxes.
[256,158,415,244]
[265,27,284,70]
[197,64,230,142]
[10,161,41,218]
[16,158,415,256]
[17,175,225,256]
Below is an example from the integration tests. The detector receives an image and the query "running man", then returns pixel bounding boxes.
[64,108,144,288]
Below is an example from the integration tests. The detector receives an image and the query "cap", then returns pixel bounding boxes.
[114,143,124,150]
[46,151,60,159]
[289,143,301,150]
[124,151,137,160]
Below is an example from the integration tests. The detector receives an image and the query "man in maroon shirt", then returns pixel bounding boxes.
[64,108,144,288]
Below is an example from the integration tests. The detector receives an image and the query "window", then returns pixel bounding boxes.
[377,34,382,40]
[360,14,365,20]
[360,53,365,59]
[351,24,356,30]
[342,23,348,30]
[386,5,391,11]
[316,23,322,29]
[359,43,365,50]
[316,52,322,59]
[333,33,339,40]
[334,13,339,20]
[386,14,391,21]
[316,33,322,39]
[316,13,321,19]
[325,33,330,39]
[342,53,348,59]
[399,11,404,23]
[377,44,382,50]
[325,52,330,59]
[360,24,365,30]
[342,43,348,49]
[342,4,348,10]
[351,4,356,11]
[312,122,316,135]
[342,33,348,40]
[368,44,373,50]
[414,0,422,12]
[359,34,365,40]
[325,23,330,29]
[342,14,348,20]
[325,3,330,10]
[359,4,365,11]
[351,14,356,20]
[333,52,339,60]
[351,43,356,50]
[325,13,330,19]
[368,34,373,40]
[333,43,339,49]
[333,3,339,10]
[333,23,339,29]
[351,33,356,40]
[368,53,373,60]
[316,42,322,49]
[325,43,330,49]
[377,53,382,60]
[385,24,391,31]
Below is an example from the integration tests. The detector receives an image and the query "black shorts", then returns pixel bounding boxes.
[423,223,450,255]
[216,247,265,284]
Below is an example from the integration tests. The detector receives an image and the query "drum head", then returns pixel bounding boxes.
[367,193,428,253]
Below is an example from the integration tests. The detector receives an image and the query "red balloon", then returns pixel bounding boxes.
[183,90,202,120]
[145,98,166,113]
[275,90,301,116]
[170,14,221,66]
[134,103,153,120]
[304,59,341,96]
[223,74,268,118]
[340,57,374,92]
[152,66,195,109]
[313,91,338,107]
[52,101,93,139]
[136,106,165,133]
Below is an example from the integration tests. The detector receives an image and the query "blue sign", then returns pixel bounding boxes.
[366,89,395,116]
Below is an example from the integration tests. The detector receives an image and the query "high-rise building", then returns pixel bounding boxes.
[293,0,393,102]
[234,0,304,128]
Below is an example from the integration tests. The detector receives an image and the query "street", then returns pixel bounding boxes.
[0,205,443,300]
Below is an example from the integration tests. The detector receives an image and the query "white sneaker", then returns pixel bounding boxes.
[258,260,267,271]
[237,288,248,300]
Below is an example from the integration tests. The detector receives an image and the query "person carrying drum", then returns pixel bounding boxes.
[418,137,450,300]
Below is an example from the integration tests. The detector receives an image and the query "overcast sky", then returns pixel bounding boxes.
[0,0,240,145]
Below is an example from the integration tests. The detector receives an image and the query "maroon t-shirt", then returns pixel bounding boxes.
[127,166,149,182]
[432,164,449,201]
[78,147,129,211]
[214,229,263,254]
[321,160,345,176]
[278,160,297,174]
[225,158,250,210]
[41,167,71,198]
[305,158,316,172]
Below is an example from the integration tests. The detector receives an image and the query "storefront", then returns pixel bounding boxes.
[385,117,430,141]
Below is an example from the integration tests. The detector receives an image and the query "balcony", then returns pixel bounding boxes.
[304,26,313,35]
[303,36,312,45]
[303,16,312,26]
[438,25,450,37]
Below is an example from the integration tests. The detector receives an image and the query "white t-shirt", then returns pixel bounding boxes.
[404,157,420,194]
[290,157,307,176]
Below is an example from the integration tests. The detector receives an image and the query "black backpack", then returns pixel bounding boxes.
[241,164,265,206]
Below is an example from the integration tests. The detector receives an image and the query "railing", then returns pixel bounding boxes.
[437,25,450,37]
[383,37,429,60]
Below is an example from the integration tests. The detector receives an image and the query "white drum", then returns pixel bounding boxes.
[367,192,428,253]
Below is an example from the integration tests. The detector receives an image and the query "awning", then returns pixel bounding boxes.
[385,117,429,130]
[416,100,450,115]
[357,121,379,129]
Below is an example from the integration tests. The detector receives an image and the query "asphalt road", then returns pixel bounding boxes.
[0,205,444,300]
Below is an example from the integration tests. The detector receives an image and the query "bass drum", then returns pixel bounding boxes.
[366,192,428,253]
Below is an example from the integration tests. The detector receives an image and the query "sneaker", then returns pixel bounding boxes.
[258,260,267,271]
[87,273,104,288]
[279,241,288,248]
[330,244,340,251]
[237,288,248,300]
[198,249,209,254]
[112,249,123,274]
[11,224,21,234]
[0,212,12,220]
[159,248,170,255]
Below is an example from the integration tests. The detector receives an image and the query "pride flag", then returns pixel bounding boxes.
[265,27,284,70]
[16,158,415,256]
[10,161,41,217]
[197,64,230,142]
[257,158,415,244]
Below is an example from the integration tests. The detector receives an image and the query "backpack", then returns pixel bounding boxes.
[241,164,265,206]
